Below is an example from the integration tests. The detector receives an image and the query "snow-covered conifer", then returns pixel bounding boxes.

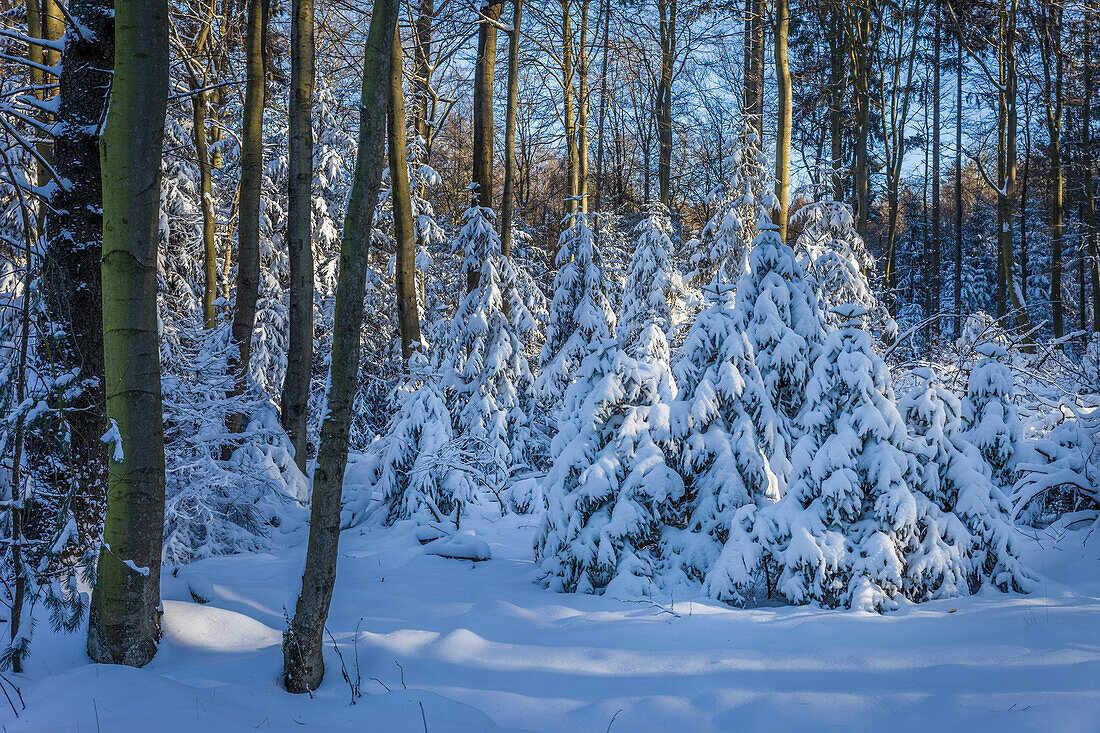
[621,202,678,356]
[687,125,773,287]
[664,284,780,603]
[536,212,616,404]
[536,338,683,594]
[732,211,827,484]
[344,351,473,526]
[446,203,538,469]
[791,200,894,337]
[755,304,926,612]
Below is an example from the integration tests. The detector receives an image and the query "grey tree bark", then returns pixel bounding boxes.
[227,0,268,434]
[501,0,523,258]
[390,28,423,360]
[283,0,315,470]
[283,0,399,693]
[87,0,169,668]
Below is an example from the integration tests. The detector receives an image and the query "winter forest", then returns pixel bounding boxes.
[0,0,1098,727]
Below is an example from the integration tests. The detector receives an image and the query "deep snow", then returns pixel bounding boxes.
[2,502,1098,732]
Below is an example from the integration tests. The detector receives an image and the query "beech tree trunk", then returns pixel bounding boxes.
[87,0,169,668]
[390,28,422,360]
[471,0,502,290]
[656,0,676,206]
[283,0,398,693]
[773,0,791,241]
[501,0,523,258]
[228,0,268,432]
[283,0,315,470]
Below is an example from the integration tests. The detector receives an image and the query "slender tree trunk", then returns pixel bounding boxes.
[471,0,502,291]
[829,2,844,201]
[193,91,218,329]
[563,0,578,214]
[228,0,268,432]
[501,0,523,257]
[656,0,676,206]
[594,0,609,214]
[852,5,872,240]
[391,28,422,361]
[995,0,1033,344]
[87,0,168,668]
[930,0,941,345]
[283,0,398,693]
[1087,21,1100,332]
[412,0,435,192]
[744,0,764,133]
[578,0,591,213]
[283,0,315,470]
[773,0,791,241]
[955,25,963,336]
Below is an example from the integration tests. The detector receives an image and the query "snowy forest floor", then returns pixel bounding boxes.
[3,493,1099,732]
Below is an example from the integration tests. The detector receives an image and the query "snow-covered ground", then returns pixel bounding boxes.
[4,504,1099,732]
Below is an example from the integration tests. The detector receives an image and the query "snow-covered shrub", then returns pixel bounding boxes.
[161,321,308,566]
[901,367,1031,594]
[535,338,683,594]
[664,284,780,603]
[536,212,616,406]
[342,351,473,527]
[1013,400,1100,530]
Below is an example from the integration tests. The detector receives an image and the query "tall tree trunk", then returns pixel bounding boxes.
[87,0,168,668]
[41,0,112,548]
[412,0,435,194]
[228,0,268,432]
[744,0,764,133]
[283,0,399,693]
[930,0,941,345]
[1031,0,1065,339]
[283,0,315,470]
[193,90,218,329]
[955,24,963,336]
[471,0,502,290]
[829,1,845,201]
[1087,20,1100,332]
[852,3,872,240]
[563,0,578,215]
[501,0,523,257]
[594,0,609,214]
[656,0,676,206]
[578,0,591,212]
[774,0,791,241]
[995,0,1033,344]
[390,28,422,360]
